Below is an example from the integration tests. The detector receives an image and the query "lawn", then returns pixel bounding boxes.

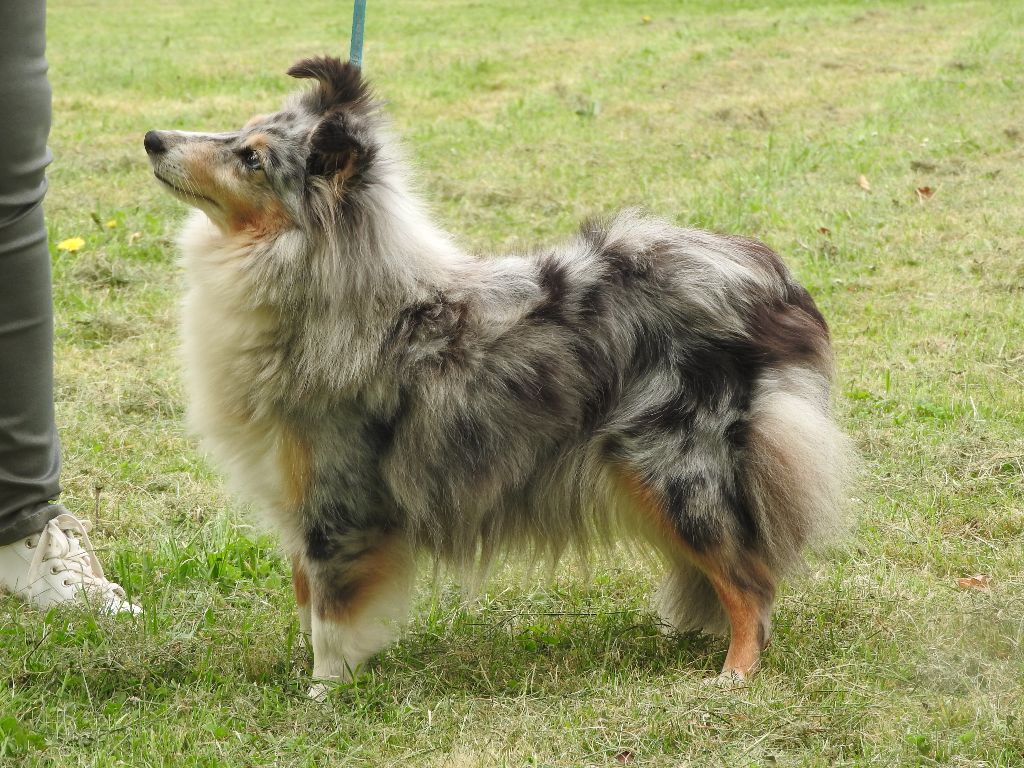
[2,0,1023,765]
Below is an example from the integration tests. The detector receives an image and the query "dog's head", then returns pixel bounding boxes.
[145,56,379,235]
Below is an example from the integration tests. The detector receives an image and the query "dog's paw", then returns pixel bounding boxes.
[703,668,748,689]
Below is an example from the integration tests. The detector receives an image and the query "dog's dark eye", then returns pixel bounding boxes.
[239,148,263,171]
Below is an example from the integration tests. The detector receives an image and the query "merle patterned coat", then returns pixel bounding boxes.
[144,57,852,691]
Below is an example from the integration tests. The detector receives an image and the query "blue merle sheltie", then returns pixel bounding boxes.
[144,56,853,693]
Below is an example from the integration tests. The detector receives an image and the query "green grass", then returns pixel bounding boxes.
[3,0,1023,765]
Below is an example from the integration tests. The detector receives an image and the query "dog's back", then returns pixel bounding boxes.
[374,209,852,676]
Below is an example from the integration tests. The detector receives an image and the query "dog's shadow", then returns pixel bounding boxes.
[360,587,726,698]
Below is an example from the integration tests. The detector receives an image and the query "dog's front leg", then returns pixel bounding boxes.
[303,528,415,699]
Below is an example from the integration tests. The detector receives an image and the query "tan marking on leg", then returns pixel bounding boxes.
[292,553,312,636]
[614,467,686,548]
[702,564,773,678]
[612,464,775,679]
[279,430,312,510]
[291,553,310,607]
[316,532,411,623]
[309,533,415,685]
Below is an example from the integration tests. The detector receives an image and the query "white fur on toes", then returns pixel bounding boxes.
[706,669,750,688]
[309,586,410,686]
[305,618,373,700]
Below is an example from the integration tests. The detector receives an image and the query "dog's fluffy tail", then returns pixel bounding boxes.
[744,370,855,571]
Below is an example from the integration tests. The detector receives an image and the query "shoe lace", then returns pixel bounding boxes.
[25,513,130,602]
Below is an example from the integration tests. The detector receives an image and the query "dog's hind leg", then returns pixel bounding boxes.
[690,551,775,680]
[660,545,775,680]
[290,553,312,636]
[301,527,415,697]
[616,467,775,680]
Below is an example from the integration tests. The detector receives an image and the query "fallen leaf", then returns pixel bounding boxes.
[956,574,991,591]
[105,219,118,228]
[858,174,871,191]
[818,226,832,236]
[915,186,934,200]
[615,750,636,764]
[56,237,85,252]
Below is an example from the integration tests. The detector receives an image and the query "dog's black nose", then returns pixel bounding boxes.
[144,130,165,155]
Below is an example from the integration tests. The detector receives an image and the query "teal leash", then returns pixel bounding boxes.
[349,0,367,68]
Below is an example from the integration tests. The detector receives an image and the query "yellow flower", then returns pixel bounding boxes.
[57,237,86,252]
[105,219,118,229]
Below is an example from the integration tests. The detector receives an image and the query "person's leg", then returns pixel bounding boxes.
[0,0,63,547]
[0,1,139,614]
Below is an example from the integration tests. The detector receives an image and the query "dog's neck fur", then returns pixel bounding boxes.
[333,153,468,301]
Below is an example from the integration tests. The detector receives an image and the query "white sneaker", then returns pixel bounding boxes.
[0,512,141,614]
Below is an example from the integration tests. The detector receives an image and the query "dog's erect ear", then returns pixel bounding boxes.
[306,110,363,181]
[287,56,372,113]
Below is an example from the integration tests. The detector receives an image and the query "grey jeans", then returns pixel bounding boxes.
[0,0,64,545]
